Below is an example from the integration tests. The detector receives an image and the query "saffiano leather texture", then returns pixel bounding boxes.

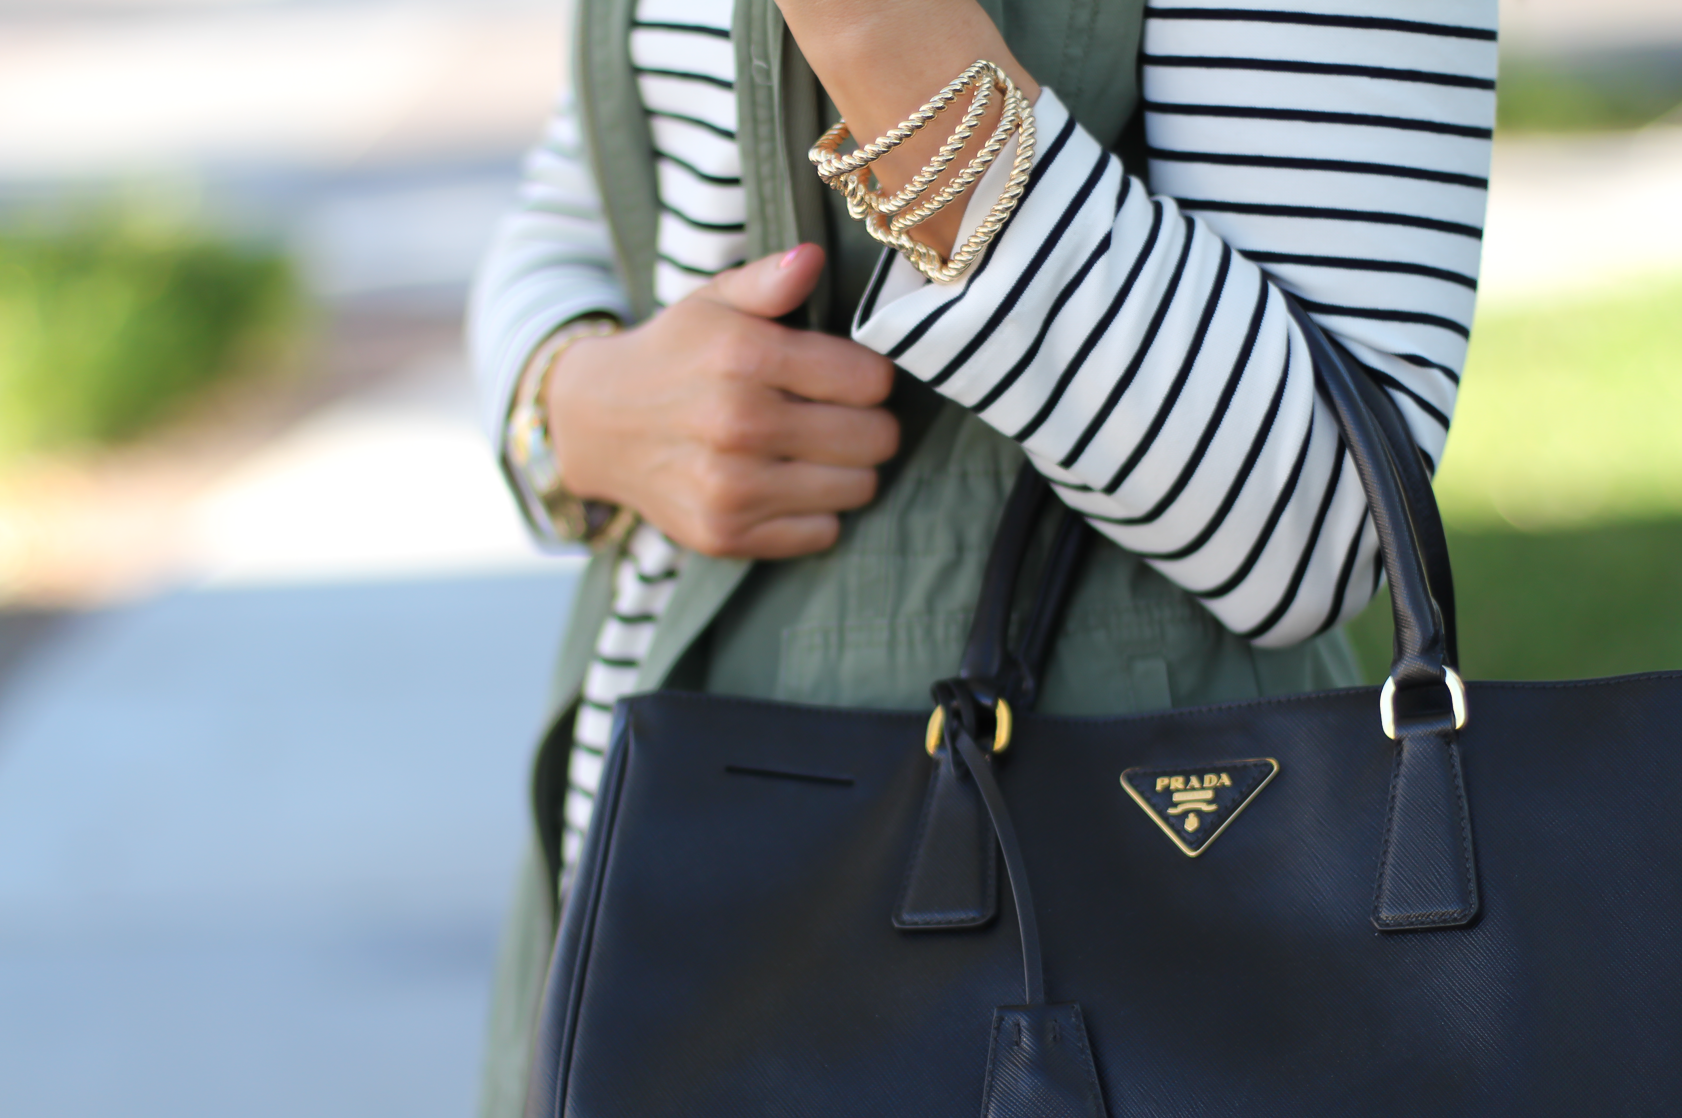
[525,300,1682,1116]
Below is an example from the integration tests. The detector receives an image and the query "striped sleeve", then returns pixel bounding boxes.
[852,0,1496,648]
[466,87,631,456]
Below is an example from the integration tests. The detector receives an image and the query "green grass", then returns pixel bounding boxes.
[1347,276,1682,683]
[0,214,298,458]
[1434,276,1682,529]
[1346,521,1682,683]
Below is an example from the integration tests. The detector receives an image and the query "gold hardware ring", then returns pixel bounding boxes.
[1379,666,1468,740]
[925,698,1013,757]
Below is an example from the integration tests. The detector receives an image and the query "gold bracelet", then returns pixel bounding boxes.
[887,81,1024,234]
[809,61,1036,284]
[839,72,996,221]
[810,60,998,184]
[882,86,1034,283]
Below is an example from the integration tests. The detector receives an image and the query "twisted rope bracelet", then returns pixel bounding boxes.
[841,71,996,221]
[809,60,1037,284]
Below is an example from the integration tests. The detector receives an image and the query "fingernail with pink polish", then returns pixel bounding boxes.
[780,245,804,268]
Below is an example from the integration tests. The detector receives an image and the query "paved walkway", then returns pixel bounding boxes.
[0,570,579,1117]
[0,312,573,1115]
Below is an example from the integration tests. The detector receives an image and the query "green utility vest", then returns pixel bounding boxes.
[560,0,1359,729]
[477,4,1360,1113]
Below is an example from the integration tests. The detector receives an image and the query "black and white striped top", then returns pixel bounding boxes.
[633,0,748,305]
[563,520,683,869]
[468,0,1498,870]
[855,15,1495,640]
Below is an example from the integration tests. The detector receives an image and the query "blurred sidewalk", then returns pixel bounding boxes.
[0,569,579,1118]
[0,313,578,1115]
[0,5,579,1117]
[1482,125,1682,304]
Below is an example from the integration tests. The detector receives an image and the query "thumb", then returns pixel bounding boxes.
[700,243,825,319]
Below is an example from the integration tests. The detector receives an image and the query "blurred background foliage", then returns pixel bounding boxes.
[1498,46,1682,132]
[0,210,300,459]
[1436,275,1682,529]
[1346,275,1682,683]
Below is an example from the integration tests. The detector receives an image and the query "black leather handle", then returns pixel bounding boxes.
[896,466,1092,934]
[1284,299,1451,694]
[1344,349,1459,669]
[946,320,1459,720]
[1010,508,1094,708]
[956,463,1052,691]
[1283,296,1478,930]
[951,463,1093,717]
[958,315,1458,702]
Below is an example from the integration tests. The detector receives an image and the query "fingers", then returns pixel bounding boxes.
[601,244,904,561]
[695,390,900,467]
[701,242,827,320]
[677,458,879,558]
[757,329,897,407]
[772,401,901,467]
[721,515,842,560]
[697,318,894,408]
[682,243,896,407]
[708,459,879,521]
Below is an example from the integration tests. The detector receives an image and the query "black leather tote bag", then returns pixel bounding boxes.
[526,303,1682,1117]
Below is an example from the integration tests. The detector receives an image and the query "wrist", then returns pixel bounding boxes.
[779,1,1034,115]
[508,315,628,544]
[541,328,615,503]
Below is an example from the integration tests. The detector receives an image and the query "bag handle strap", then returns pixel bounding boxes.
[1344,355,1459,668]
[943,462,1094,734]
[1284,296,1478,929]
[1283,298,1452,695]
[948,336,1460,715]
[954,462,1053,693]
[894,465,1091,935]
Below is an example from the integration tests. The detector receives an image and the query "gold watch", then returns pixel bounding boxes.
[506,315,635,545]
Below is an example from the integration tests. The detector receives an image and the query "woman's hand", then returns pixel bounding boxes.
[545,244,899,560]
[775,0,1039,256]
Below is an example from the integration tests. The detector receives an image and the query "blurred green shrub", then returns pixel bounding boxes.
[1435,276,1682,528]
[1498,48,1682,132]
[0,216,298,458]
[1347,274,1682,682]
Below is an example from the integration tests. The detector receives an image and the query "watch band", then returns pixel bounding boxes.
[506,315,634,546]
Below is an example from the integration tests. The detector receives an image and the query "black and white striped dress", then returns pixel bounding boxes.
[472,0,1498,872]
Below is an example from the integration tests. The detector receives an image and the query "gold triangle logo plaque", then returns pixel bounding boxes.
[1120,758,1279,857]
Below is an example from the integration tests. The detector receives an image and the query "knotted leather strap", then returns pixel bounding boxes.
[894,464,1093,931]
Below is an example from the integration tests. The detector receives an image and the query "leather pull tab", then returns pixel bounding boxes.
[893,746,998,930]
[980,1004,1107,1118]
[1372,717,1479,930]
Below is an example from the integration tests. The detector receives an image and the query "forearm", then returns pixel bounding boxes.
[774,0,1038,255]
[850,0,1497,646]
[468,88,631,454]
